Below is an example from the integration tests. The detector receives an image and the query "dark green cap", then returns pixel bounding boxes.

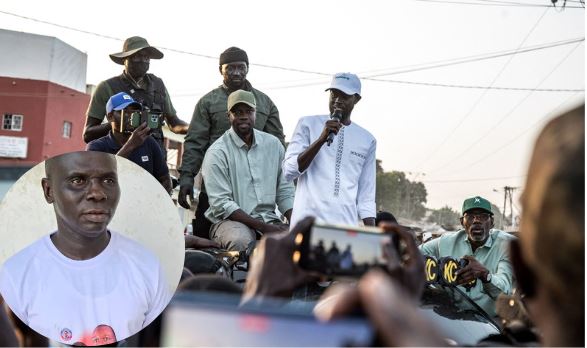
[462,196,493,215]
[227,90,256,111]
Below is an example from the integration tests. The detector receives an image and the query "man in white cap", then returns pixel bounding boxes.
[83,36,188,153]
[283,73,376,227]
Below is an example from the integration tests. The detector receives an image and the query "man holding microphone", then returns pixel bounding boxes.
[282,73,377,227]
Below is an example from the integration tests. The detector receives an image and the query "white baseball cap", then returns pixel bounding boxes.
[325,72,361,96]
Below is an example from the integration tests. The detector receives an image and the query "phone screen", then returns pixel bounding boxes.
[147,112,160,129]
[161,292,374,347]
[298,224,389,277]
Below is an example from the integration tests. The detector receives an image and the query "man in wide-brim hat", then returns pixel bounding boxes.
[83,36,188,155]
[108,36,164,64]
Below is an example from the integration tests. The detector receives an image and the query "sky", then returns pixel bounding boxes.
[0,0,584,216]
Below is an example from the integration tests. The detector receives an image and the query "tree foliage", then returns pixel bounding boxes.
[427,203,508,230]
[427,205,460,229]
[376,169,427,220]
[375,160,507,226]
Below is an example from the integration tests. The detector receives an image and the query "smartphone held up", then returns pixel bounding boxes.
[130,110,161,129]
[294,223,400,278]
[120,109,161,133]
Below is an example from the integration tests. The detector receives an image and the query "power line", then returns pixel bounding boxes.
[477,0,556,5]
[427,39,583,175]
[0,10,582,82]
[364,78,583,92]
[426,188,503,205]
[414,0,583,7]
[412,6,550,174]
[1,9,581,101]
[363,38,584,78]
[551,0,585,9]
[176,76,582,97]
[251,37,585,93]
[259,37,584,87]
[0,10,332,77]
[477,0,573,5]
[260,77,583,92]
[431,91,582,177]
[422,175,526,183]
[164,36,585,96]
[256,38,585,91]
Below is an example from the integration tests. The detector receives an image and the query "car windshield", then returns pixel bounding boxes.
[419,284,501,345]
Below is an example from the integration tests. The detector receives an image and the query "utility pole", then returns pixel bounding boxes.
[497,186,518,230]
[406,171,425,220]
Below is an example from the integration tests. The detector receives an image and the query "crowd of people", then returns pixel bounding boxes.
[0,36,583,347]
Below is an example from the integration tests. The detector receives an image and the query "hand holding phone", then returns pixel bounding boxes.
[296,223,391,278]
[130,110,161,130]
[379,222,425,300]
[243,217,318,302]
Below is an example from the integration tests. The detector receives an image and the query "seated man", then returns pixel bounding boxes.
[0,152,171,345]
[202,90,294,251]
[419,196,515,317]
[86,92,171,193]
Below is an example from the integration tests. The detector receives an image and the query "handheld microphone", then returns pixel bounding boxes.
[326,111,342,146]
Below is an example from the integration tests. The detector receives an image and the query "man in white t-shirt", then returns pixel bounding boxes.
[283,72,376,227]
[0,151,171,345]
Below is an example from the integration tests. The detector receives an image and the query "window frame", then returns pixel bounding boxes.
[2,114,23,131]
[62,121,72,138]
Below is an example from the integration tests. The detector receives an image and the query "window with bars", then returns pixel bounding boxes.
[2,114,23,131]
[63,121,72,138]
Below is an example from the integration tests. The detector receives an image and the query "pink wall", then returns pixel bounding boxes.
[0,77,89,166]
[43,82,89,159]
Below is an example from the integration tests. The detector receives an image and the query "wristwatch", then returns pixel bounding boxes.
[482,272,492,283]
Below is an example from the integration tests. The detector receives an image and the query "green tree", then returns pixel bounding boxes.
[376,170,427,220]
[376,159,384,174]
[428,205,461,229]
[428,203,508,230]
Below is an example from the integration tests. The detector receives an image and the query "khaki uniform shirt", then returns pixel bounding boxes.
[86,72,176,122]
[179,82,284,187]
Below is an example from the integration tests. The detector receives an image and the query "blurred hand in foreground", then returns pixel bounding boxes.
[242,217,319,303]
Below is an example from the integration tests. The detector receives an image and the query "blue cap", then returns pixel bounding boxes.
[106,92,142,114]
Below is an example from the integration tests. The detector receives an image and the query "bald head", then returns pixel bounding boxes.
[517,104,584,345]
[520,105,584,285]
[45,151,117,180]
[42,152,120,240]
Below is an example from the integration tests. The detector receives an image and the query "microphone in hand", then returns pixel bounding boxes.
[326,110,342,146]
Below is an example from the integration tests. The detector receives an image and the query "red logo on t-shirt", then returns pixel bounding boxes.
[61,328,72,341]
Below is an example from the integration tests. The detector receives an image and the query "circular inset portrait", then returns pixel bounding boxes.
[0,151,184,345]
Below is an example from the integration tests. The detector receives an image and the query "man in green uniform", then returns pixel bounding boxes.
[83,36,188,153]
[419,196,516,317]
[178,47,285,237]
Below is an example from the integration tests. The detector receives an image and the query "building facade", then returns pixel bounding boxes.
[0,29,89,199]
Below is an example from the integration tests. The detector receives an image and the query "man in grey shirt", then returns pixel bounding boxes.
[201,90,294,251]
